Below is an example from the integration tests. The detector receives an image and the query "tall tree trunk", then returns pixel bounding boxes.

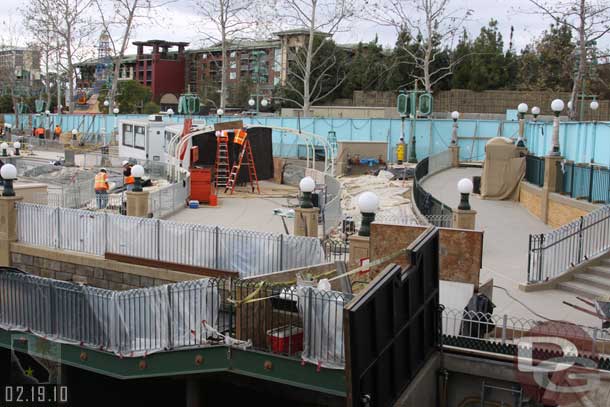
[569,0,587,121]
[220,30,227,109]
[303,2,317,115]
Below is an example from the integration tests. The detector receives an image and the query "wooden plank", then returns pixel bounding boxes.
[104,252,239,279]
[214,120,244,131]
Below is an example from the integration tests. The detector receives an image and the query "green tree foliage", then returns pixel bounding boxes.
[98,80,152,113]
[142,101,160,114]
[466,20,509,91]
[341,37,391,96]
[518,24,574,91]
[0,95,13,113]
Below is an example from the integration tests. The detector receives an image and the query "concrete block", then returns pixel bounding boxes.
[20,254,34,266]
[40,269,55,279]
[104,270,124,283]
[11,253,21,264]
[61,263,76,274]
[140,276,155,287]
[55,271,72,281]
[74,265,93,278]
[124,274,141,287]
[44,259,62,272]
[94,268,105,279]
[33,256,44,267]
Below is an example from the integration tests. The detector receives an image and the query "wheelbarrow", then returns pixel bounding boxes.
[563,296,610,329]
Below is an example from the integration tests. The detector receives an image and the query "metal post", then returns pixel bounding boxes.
[501,314,507,344]
[279,234,284,271]
[570,162,575,198]
[537,234,544,282]
[577,216,584,264]
[588,164,595,202]
[527,234,532,282]
[215,226,219,270]
[157,219,161,261]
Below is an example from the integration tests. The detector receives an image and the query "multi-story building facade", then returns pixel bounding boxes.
[0,47,43,97]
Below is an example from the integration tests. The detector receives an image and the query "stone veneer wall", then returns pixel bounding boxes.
[369,223,483,288]
[519,181,598,227]
[10,243,202,290]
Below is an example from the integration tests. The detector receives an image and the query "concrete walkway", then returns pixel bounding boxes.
[423,167,600,327]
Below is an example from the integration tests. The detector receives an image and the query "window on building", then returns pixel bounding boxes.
[229,72,236,80]
[134,126,145,150]
[123,124,134,147]
[230,51,236,58]
[230,61,236,69]
[164,131,175,151]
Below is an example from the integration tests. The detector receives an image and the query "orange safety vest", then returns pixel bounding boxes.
[94,172,109,191]
[35,127,45,136]
[234,129,247,145]
[124,175,134,185]
[54,126,61,135]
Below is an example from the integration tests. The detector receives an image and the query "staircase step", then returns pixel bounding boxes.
[574,273,610,291]
[600,259,610,267]
[557,281,609,299]
[589,266,610,278]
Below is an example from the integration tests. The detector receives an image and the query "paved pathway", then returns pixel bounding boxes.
[423,167,600,327]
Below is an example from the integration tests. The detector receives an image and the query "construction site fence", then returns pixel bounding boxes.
[527,205,610,282]
[16,203,325,277]
[557,160,610,204]
[147,178,190,218]
[4,266,610,370]
[0,271,350,368]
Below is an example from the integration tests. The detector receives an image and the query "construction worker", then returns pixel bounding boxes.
[94,168,109,209]
[35,126,45,146]
[53,124,62,140]
[122,160,134,191]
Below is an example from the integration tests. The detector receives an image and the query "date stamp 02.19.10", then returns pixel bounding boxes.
[2,334,69,406]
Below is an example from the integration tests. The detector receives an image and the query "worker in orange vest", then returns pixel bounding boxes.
[94,168,109,209]
[122,161,134,191]
[35,127,45,139]
[234,129,247,145]
[53,125,62,140]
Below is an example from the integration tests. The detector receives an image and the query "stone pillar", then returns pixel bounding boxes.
[348,234,370,270]
[64,150,75,166]
[126,191,149,218]
[293,207,319,237]
[543,155,563,193]
[449,145,460,168]
[0,196,22,266]
[452,209,476,230]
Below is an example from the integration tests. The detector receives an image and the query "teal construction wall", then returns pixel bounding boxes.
[5,114,610,166]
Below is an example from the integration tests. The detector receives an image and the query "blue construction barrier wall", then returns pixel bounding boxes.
[5,114,610,166]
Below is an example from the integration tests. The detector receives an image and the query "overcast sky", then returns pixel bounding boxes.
[2,0,608,55]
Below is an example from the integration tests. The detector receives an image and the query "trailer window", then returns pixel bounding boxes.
[123,124,134,147]
[134,126,145,150]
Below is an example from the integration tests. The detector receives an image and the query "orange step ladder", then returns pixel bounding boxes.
[224,139,260,194]
[214,131,230,188]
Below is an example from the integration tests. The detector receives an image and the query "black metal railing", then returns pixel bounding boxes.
[558,160,610,203]
[413,156,453,227]
[322,238,349,263]
[525,155,545,187]
[527,205,610,282]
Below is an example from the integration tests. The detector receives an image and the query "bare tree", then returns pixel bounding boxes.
[371,0,471,93]
[278,0,354,113]
[194,0,252,109]
[22,0,94,113]
[26,28,58,111]
[527,0,610,119]
[94,0,172,114]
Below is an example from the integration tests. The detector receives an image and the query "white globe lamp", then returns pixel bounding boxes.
[357,191,379,237]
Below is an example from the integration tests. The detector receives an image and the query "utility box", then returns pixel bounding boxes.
[190,168,212,203]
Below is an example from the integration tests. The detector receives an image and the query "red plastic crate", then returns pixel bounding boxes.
[267,325,303,355]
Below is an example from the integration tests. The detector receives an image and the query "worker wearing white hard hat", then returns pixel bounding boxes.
[122,161,134,191]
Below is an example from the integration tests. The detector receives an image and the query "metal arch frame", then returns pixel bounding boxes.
[167,123,335,182]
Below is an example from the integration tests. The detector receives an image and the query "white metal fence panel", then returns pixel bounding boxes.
[58,208,107,256]
[105,214,159,259]
[158,222,217,269]
[17,203,59,248]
